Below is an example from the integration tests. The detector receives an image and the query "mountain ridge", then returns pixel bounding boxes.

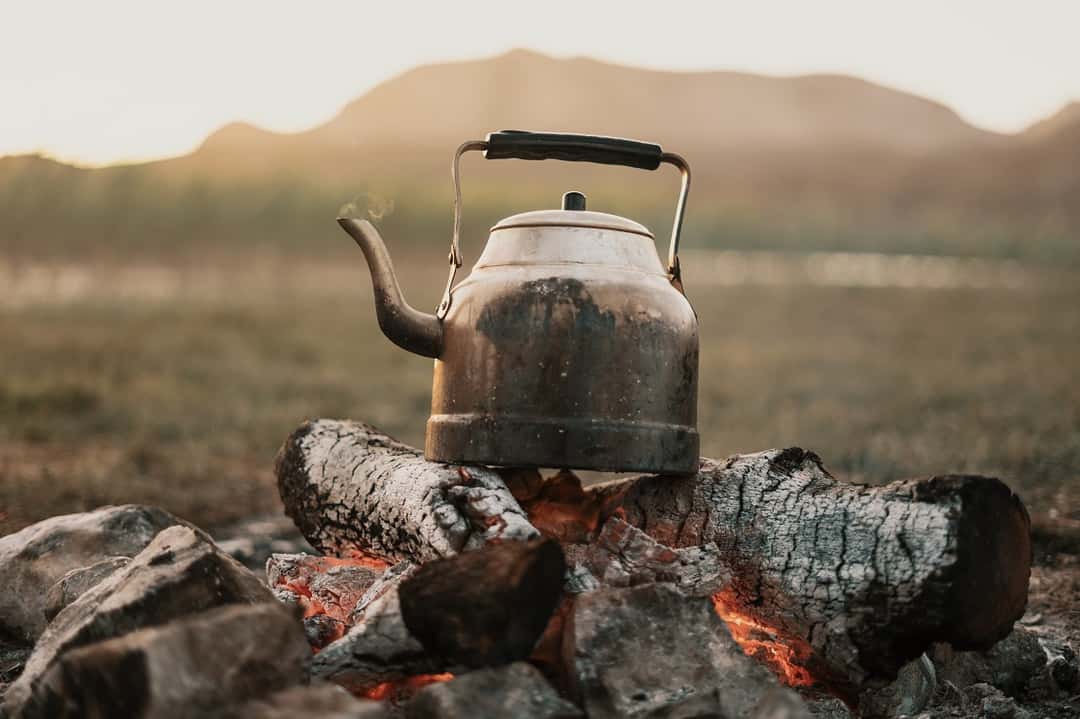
[2,49,1077,263]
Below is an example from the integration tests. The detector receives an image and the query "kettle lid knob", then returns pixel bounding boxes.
[561,191,587,211]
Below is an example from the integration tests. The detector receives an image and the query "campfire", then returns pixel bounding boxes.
[267,418,1034,717]
[2,417,1072,718]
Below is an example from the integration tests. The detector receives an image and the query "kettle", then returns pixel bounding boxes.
[339,131,698,473]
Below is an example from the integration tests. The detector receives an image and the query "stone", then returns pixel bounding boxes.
[564,583,805,719]
[857,654,936,718]
[963,683,1028,719]
[0,505,189,643]
[43,557,130,622]
[20,603,308,719]
[3,525,274,717]
[930,626,1047,696]
[803,695,854,719]
[750,689,812,719]
[1048,653,1079,692]
[0,642,33,701]
[304,614,347,650]
[405,662,581,719]
[219,682,391,718]
[213,515,315,572]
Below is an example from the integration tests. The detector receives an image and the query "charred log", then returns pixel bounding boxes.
[592,449,1031,694]
[399,539,566,668]
[275,420,539,563]
[276,422,1031,696]
[310,580,443,693]
[312,540,565,693]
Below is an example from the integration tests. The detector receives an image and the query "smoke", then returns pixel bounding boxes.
[338,193,395,222]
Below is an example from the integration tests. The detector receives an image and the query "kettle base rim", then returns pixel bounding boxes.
[425,413,700,475]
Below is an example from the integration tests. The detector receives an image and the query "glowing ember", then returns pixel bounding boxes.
[339,550,394,571]
[274,553,387,620]
[513,469,606,543]
[361,673,454,702]
[711,591,815,687]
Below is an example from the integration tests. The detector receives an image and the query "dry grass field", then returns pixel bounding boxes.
[2,254,1077,535]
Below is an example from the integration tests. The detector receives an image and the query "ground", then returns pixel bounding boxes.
[1,255,1078,717]
[2,255,1077,535]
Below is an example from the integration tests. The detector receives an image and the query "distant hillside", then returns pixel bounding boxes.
[162,49,998,182]
[1022,102,1080,142]
[1,49,1077,263]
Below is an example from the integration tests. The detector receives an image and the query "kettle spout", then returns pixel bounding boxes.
[337,217,444,359]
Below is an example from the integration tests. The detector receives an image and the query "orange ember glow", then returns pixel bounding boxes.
[711,591,815,687]
[339,550,394,571]
[512,470,606,544]
[361,673,454,702]
[272,553,391,641]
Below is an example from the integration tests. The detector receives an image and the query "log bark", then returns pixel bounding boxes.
[590,448,1031,695]
[276,421,1031,696]
[275,420,539,563]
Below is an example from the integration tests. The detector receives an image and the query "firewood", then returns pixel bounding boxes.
[398,539,566,668]
[275,420,539,563]
[310,581,444,692]
[311,540,566,693]
[276,421,1031,695]
[590,448,1031,695]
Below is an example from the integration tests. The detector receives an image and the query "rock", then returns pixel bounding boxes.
[750,689,812,719]
[857,654,936,718]
[3,525,273,717]
[804,695,854,719]
[0,505,189,643]
[963,683,1028,719]
[404,662,582,719]
[1048,653,1078,692]
[930,626,1046,696]
[219,682,391,718]
[564,583,804,719]
[304,614,347,650]
[214,515,315,572]
[0,642,33,701]
[21,603,308,719]
[43,557,131,622]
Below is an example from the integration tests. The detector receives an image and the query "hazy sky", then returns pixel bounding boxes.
[3,1,1079,166]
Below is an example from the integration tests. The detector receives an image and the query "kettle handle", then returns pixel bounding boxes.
[437,131,692,316]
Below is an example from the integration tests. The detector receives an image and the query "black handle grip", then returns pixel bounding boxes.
[484,130,663,171]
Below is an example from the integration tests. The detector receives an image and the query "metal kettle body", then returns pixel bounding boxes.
[339,131,698,473]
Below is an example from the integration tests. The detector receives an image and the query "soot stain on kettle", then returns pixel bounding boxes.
[475,277,617,346]
[475,277,619,417]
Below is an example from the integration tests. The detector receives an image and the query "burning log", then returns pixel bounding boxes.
[591,449,1031,695]
[266,553,390,649]
[311,539,565,694]
[310,575,444,693]
[275,420,539,563]
[276,422,1030,697]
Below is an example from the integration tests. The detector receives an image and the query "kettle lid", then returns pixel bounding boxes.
[491,191,653,239]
